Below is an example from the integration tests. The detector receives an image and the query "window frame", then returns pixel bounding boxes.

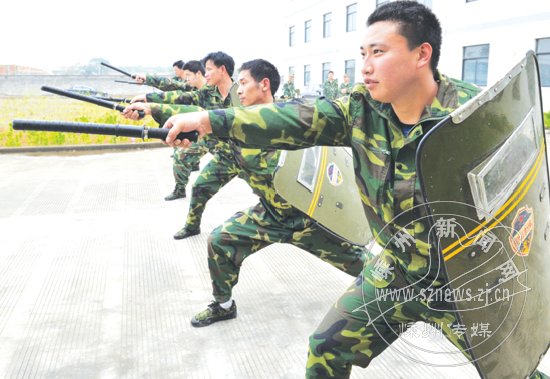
[536,37,550,87]
[304,19,312,43]
[289,25,295,47]
[346,3,357,33]
[323,12,332,38]
[345,59,356,84]
[304,64,311,87]
[462,44,490,86]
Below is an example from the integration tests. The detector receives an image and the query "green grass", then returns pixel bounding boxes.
[1,95,548,148]
[0,96,158,147]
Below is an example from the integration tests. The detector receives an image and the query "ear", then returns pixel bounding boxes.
[417,42,433,70]
[260,78,270,92]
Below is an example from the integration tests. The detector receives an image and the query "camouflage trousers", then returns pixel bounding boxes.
[306,247,470,378]
[184,152,240,231]
[172,148,205,192]
[207,201,368,303]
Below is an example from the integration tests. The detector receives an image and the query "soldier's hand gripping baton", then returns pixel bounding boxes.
[12,120,199,142]
[100,62,136,79]
[41,85,145,119]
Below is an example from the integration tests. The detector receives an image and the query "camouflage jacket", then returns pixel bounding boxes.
[208,72,480,259]
[339,82,353,96]
[233,148,302,223]
[322,79,339,100]
[145,75,193,92]
[153,105,296,220]
[282,82,296,99]
[146,84,227,106]
[148,84,239,157]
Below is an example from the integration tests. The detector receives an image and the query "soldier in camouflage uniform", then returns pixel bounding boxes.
[132,59,203,200]
[339,73,353,96]
[124,52,243,239]
[282,74,296,99]
[133,60,194,91]
[163,3,550,378]
[322,70,338,100]
[187,59,369,327]
[164,60,210,200]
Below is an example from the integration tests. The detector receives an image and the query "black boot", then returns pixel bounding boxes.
[173,226,200,240]
[164,187,186,201]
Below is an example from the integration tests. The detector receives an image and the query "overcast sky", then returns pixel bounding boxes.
[3,0,284,72]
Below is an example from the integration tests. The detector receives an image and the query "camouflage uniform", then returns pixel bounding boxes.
[148,85,243,233]
[207,146,369,303]
[339,81,353,96]
[144,76,200,196]
[207,73,484,377]
[322,79,339,100]
[282,81,296,99]
[145,75,194,91]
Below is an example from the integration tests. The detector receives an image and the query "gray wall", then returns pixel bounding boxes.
[0,75,161,97]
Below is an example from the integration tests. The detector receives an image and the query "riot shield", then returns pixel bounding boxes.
[273,146,372,245]
[417,51,550,378]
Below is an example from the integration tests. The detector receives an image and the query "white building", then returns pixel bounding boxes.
[278,0,550,112]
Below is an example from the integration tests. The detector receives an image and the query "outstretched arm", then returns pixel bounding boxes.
[164,111,211,147]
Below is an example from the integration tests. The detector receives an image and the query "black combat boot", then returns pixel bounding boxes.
[173,226,200,240]
[164,187,186,201]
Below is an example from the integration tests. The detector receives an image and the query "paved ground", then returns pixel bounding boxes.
[0,147,548,378]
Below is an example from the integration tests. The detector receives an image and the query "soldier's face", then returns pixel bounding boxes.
[173,66,185,80]
[237,70,267,106]
[204,60,223,86]
[184,70,199,87]
[360,21,422,104]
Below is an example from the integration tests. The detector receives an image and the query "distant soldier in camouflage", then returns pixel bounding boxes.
[322,70,338,100]
[339,73,353,95]
[164,60,210,200]
[183,59,369,328]
[133,59,194,91]
[163,3,550,378]
[282,73,296,99]
[124,51,242,239]
[132,59,196,200]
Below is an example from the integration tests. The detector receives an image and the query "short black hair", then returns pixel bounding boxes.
[172,60,185,69]
[239,59,281,96]
[201,51,235,77]
[367,1,441,72]
[183,60,205,75]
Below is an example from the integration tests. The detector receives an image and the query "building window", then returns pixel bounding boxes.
[536,37,550,87]
[304,64,311,87]
[322,63,331,82]
[304,20,312,43]
[462,44,489,86]
[376,0,390,7]
[345,59,356,84]
[323,12,332,38]
[289,26,295,47]
[346,3,357,33]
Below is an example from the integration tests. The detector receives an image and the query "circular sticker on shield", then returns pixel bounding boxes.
[326,162,343,186]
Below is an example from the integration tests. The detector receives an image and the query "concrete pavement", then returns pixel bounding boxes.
[0,147,547,378]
